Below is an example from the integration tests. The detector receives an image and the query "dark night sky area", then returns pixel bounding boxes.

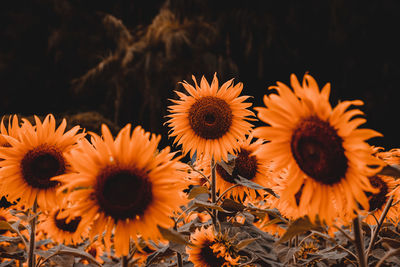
[1,0,399,150]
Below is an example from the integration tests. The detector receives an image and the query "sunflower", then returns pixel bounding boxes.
[197,135,273,201]
[56,124,189,257]
[167,74,254,162]
[0,114,84,211]
[253,74,383,224]
[361,175,399,225]
[186,226,240,267]
[361,147,400,225]
[37,206,89,245]
[84,240,105,264]
[0,115,25,208]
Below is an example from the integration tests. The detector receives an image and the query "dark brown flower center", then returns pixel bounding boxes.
[189,96,233,140]
[366,176,389,211]
[95,165,153,221]
[54,210,82,233]
[20,144,65,189]
[199,240,226,267]
[290,116,348,185]
[233,149,258,180]
[88,247,97,258]
[216,163,235,184]
[217,149,258,184]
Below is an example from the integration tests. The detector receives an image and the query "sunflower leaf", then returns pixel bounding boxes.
[0,236,21,243]
[157,225,193,246]
[193,199,229,212]
[261,217,284,228]
[235,175,278,198]
[378,164,400,179]
[36,245,102,267]
[278,216,324,244]
[188,186,209,199]
[379,237,400,249]
[221,198,246,212]
[0,250,26,261]
[236,237,259,250]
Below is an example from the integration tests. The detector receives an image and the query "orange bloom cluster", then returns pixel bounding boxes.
[1,73,399,266]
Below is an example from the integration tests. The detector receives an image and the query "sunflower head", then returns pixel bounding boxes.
[253,74,384,224]
[167,73,254,162]
[196,135,273,201]
[0,114,85,210]
[38,207,88,245]
[84,240,105,264]
[186,226,240,267]
[57,124,189,256]
[360,174,400,225]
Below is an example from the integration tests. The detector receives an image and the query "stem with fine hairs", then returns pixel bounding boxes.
[366,195,394,256]
[28,199,38,267]
[211,157,217,225]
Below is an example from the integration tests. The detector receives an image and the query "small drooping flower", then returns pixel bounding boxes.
[167,74,254,162]
[37,207,88,245]
[0,114,84,211]
[187,226,240,267]
[197,135,274,201]
[361,147,400,225]
[253,74,383,224]
[56,124,189,256]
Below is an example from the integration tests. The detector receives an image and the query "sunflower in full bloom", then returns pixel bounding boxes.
[167,74,254,162]
[253,74,383,224]
[359,147,400,225]
[0,114,84,210]
[37,206,89,245]
[361,175,399,225]
[187,226,240,267]
[56,124,189,257]
[197,135,273,201]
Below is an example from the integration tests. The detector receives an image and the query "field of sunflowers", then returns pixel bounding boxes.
[1,73,400,267]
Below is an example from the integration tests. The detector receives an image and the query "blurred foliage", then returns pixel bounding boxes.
[1,0,399,150]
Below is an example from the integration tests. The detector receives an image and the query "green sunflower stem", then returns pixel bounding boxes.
[353,216,367,267]
[28,199,38,267]
[211,157,217,226]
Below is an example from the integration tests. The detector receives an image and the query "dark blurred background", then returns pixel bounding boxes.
[1,0,399,150]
